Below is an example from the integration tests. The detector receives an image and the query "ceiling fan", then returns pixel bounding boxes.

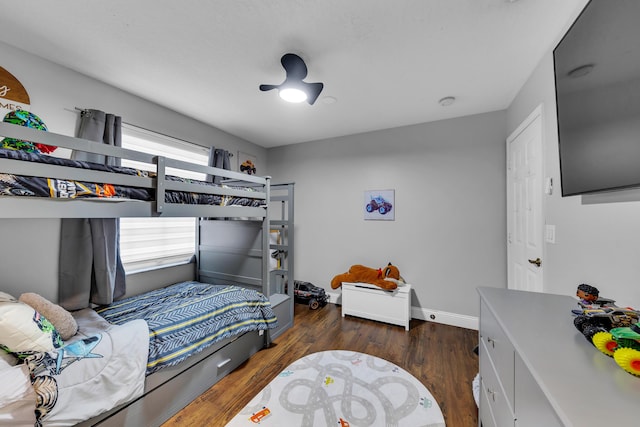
[259,53,324,105]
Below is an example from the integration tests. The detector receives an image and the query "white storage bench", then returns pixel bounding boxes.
[341,282,412,330]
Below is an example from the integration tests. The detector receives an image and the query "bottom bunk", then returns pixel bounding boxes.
[0,281,277,427]
[79,327,267,427]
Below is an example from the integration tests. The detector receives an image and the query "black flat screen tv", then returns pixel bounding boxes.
[554,0,640,196]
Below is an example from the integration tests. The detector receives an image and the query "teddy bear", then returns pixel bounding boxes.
[331,263,404,290]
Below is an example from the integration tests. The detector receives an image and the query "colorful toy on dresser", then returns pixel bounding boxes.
[571,284,640,377]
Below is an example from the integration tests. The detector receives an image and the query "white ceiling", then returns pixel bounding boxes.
[0,0,586,148]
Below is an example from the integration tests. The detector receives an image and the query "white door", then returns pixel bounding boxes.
[507,105,544,292]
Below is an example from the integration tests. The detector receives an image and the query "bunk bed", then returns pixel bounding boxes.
[0,121,294,426]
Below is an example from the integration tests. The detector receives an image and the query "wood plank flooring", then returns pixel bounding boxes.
[162,302,479,427]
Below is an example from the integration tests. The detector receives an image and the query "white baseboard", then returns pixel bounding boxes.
[327,290,342,305]
[326,293,478,330]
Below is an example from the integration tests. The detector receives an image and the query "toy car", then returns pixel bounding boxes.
[609,324,640,376]
[573,298,618,312]
[250,406,271,423]
[293,280,328,310]
[240,159,256,175]
[365,196,392,215]
[573,306,640,344]
[591,322,640,377]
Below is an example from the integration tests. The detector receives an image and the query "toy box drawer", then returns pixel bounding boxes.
[341,282,411,330]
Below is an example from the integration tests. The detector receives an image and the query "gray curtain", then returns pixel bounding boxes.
[207,147,231,184]
[58,109,126,310]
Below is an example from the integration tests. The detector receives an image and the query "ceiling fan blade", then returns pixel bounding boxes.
[261,53,324,105]
[304,82,324,105]
[259,84,280,92]
[281,53,308,80]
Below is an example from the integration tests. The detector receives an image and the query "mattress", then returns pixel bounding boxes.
[0,148,262,206]
[94,281,278,375]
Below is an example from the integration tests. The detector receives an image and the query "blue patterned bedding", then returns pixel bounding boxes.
[94,281,277,375]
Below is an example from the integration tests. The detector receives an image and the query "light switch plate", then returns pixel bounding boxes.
[545,225,556,243]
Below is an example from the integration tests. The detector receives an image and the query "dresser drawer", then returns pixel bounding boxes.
[479,339,515,427]
[480,299,515,407]
[514,353,563,427]
[479,373,497,427]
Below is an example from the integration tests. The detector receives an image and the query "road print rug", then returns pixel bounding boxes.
[225,350,445,427]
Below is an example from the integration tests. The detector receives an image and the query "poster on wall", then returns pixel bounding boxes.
[0,68,55,154]
[364,189,395,221]
[0,66,31,120]
[238,151,257,175]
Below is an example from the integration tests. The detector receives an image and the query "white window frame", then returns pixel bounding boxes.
[119,124,209,273]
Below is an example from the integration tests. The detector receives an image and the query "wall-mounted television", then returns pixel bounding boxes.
[554,0,640,196]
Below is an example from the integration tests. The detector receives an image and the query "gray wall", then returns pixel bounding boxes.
[0,41,266,301]
[508,49,640,307]
[267,111,507,318]
[5,1,639,320]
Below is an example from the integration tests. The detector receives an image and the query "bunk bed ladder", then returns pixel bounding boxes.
[268,182,295,340]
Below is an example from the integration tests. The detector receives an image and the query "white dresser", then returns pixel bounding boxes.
[341,282,411,330]
[478,287,640,427]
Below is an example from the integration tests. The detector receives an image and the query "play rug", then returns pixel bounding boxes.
[225,350,445,427]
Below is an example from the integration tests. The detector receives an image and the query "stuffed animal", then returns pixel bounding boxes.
[331,263,404,290]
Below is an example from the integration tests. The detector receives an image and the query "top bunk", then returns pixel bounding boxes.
[0,121,269,219]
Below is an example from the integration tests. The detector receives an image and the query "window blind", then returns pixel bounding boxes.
[119,124,209,272]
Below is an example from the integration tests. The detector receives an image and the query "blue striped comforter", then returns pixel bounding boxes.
[95,281,277,375]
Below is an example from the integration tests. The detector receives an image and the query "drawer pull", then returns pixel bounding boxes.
[486,387,496,402]
[487,337,495,348]
[217,358,232,369]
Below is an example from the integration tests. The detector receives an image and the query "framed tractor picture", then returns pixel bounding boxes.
[364,189,395,221]
[238,151,257,175]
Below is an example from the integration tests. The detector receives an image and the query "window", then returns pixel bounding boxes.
[119,124,209,272]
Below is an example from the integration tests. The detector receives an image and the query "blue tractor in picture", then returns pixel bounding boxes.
[366,195,393,215]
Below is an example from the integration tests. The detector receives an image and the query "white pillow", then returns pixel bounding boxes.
[0,292,14,303]
[0,293,62,355]
[0,355,12,370]
[0,362,37,426]
[0,350,17,367]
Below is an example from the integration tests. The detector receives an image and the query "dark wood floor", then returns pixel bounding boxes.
[163,302,479,427]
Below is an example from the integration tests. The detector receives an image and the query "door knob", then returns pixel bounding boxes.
[528,258,541,267]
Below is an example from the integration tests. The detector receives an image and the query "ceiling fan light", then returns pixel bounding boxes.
[279,87,307,103]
